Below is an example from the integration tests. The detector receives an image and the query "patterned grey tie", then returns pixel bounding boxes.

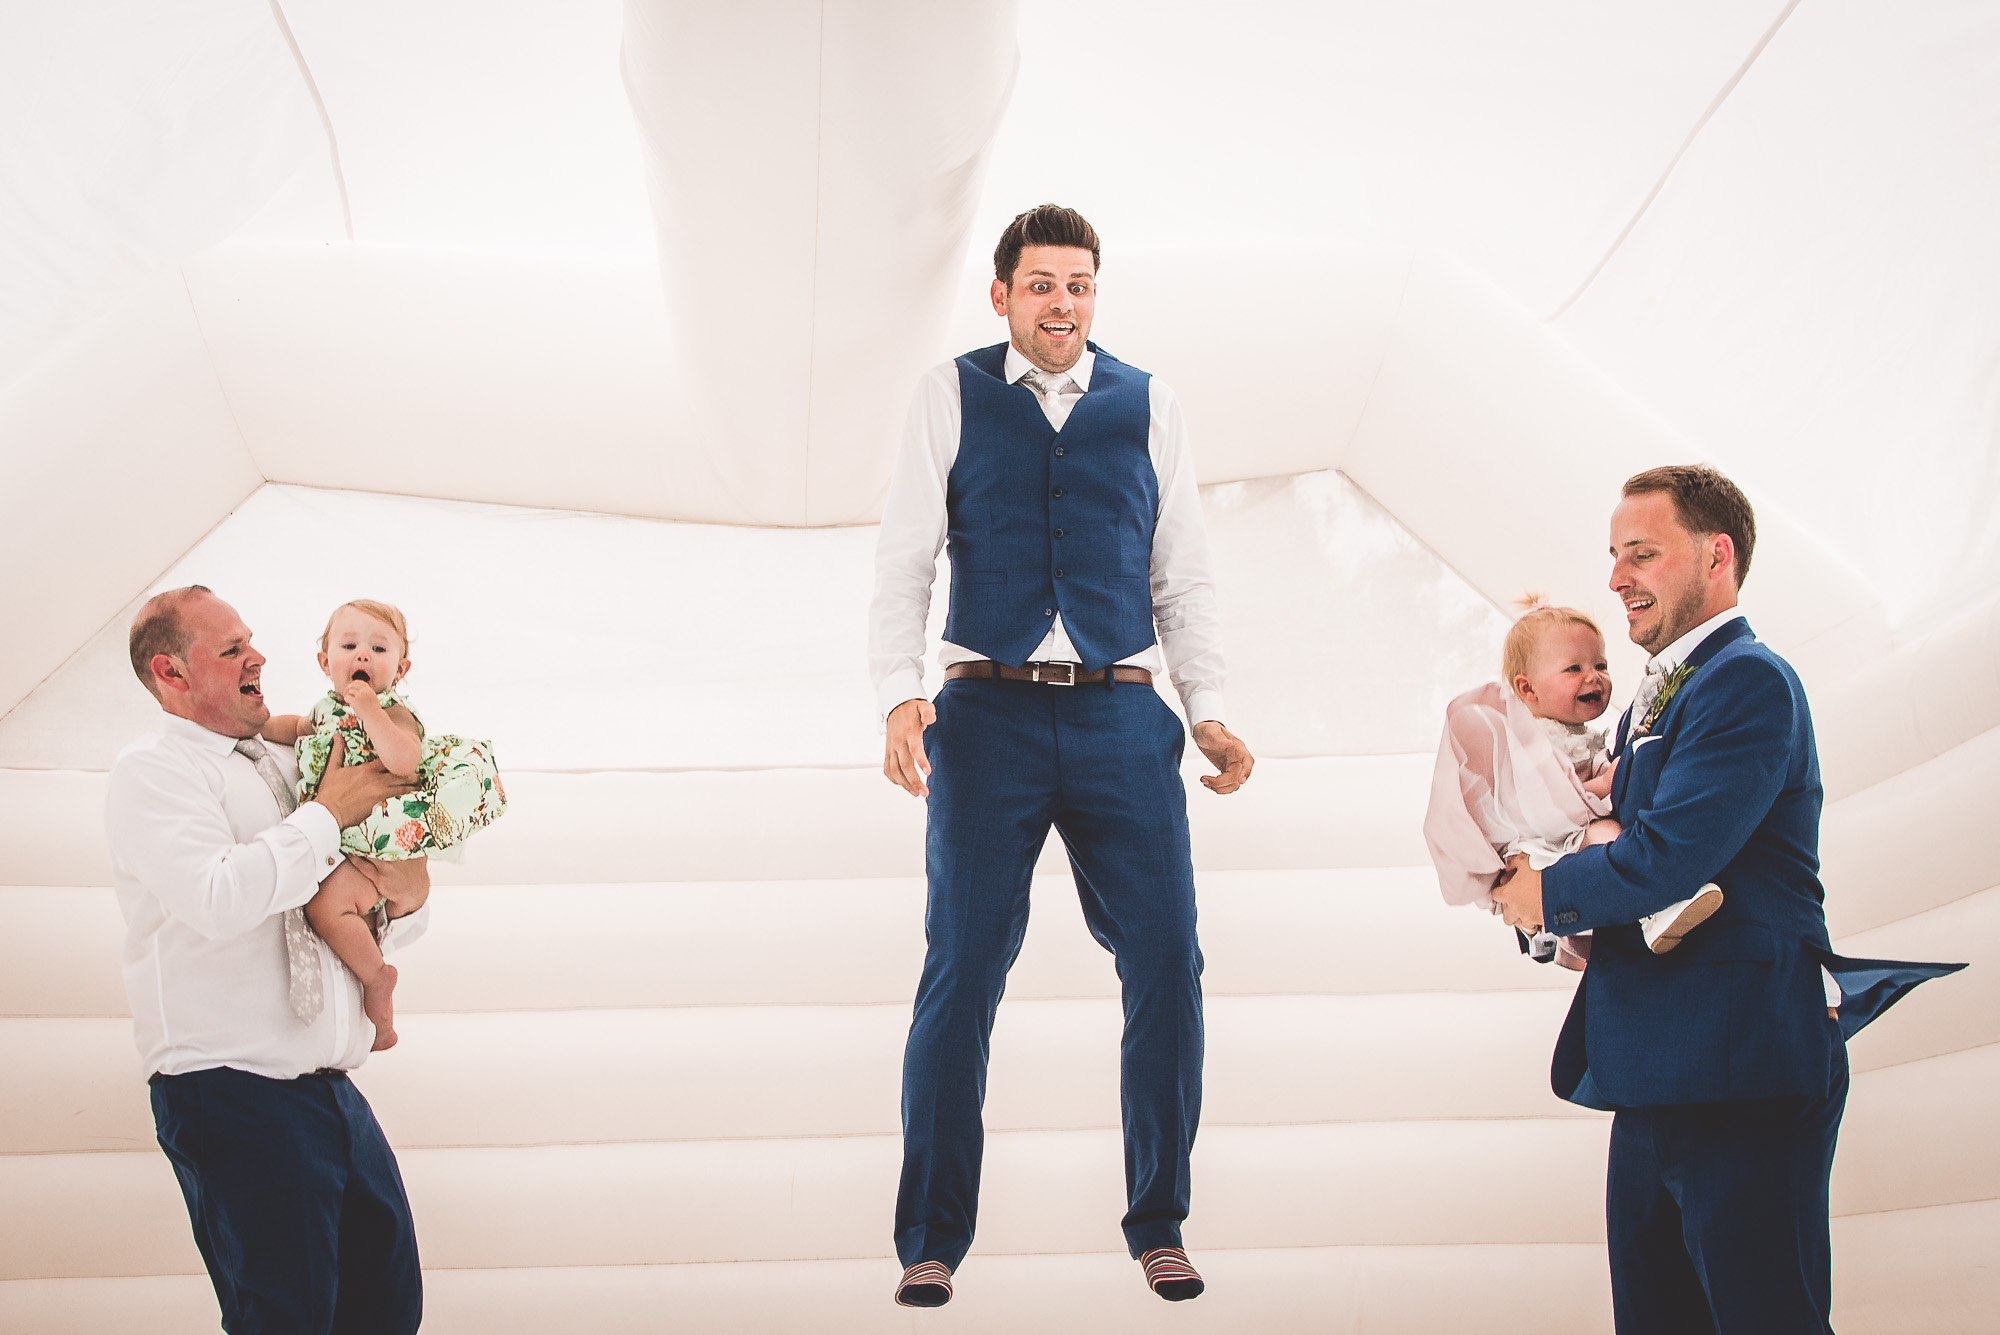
[1020,368,1074,400]
[234,737,324,1024]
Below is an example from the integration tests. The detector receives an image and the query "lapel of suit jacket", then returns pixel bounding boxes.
[1682,615,1753,673]
[1611,616,1753,816]
[1609,703,1637,814]
[1653,616,1754,731]
[1612,702,1635,758]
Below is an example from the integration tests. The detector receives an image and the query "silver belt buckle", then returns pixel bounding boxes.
[1031,661,1077,686]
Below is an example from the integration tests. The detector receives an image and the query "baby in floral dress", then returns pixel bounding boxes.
[1424,599,1721,966]
[262,600,505,1049]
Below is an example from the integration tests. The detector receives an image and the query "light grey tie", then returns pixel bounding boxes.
[234,737,324,1025]
[1020,368,1074,399]
[1020,370,1076,431]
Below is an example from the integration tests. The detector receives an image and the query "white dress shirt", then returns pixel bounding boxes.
[870,344,1228,724]
[104,713,429,1079]
[1634,607,1839,1006]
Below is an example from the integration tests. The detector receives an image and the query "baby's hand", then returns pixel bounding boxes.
[341,680,383,712]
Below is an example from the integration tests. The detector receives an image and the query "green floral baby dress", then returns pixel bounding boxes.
[294,689,506,865]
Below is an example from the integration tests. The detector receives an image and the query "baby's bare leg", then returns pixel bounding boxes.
[304,860,399,1050]
[1583,818,1622,848]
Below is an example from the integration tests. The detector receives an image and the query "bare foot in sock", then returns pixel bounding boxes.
[364,963,399,1051]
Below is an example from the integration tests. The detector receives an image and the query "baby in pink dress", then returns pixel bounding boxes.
[1424,600,1722,966]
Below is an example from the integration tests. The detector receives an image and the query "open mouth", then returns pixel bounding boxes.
[350,669,372,683]
[1576,689,1604,706]
[240,681,262,698]
[1624,596,1655,619]
[1039,320,1076,339]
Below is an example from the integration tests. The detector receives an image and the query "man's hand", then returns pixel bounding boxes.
[310,735,418,828]
[1192,720,1254,794]
[883,698,937,797]
[1491,853,1544,932]
[346,854,431,918]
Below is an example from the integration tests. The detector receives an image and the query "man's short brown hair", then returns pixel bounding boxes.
[993,204,1101,285]
[1623,465,1757,588]
[128,585,213,698]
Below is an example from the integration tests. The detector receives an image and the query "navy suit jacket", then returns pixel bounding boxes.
[1541,617,1962,1108]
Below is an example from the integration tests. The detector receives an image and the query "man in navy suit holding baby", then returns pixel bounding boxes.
[1492,465,1960,1334]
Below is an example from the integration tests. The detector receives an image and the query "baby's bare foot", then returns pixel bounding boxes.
[364,963,399,1051]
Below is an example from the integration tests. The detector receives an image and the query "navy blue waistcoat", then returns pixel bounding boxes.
[942,342,1158,672]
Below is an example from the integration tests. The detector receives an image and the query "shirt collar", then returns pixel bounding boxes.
[1648,606,1748,675]
[1004,343,1094,392]
[160,711,253,755]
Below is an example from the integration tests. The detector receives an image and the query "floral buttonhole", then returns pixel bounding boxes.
[1633,662,1697,741]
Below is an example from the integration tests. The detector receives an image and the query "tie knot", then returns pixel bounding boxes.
[234,737,266,760]
[1022,369,1071,398]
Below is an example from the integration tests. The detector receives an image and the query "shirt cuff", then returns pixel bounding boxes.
[288,801,345,883]
[876,669,931,720]
[1182,689,1226,728]
[383,903,431,956]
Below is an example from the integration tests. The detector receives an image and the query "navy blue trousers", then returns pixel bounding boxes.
[895,676,1204,1268]
[150,1067,422,1335]
[1606,1021,1848,1334]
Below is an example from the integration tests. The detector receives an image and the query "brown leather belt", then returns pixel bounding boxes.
[944,660,1153,687]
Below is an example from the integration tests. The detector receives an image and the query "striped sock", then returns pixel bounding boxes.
[1140,1246,1205,1301]
[895,1260,954,1308]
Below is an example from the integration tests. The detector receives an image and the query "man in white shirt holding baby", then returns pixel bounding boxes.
[106,585,430,1335]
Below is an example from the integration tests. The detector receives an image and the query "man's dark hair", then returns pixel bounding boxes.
[128,585,213,698]
[1623,465,1757,588]
[993,204,1101,285]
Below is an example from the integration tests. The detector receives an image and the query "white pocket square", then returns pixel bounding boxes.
[1629,735,1663,751]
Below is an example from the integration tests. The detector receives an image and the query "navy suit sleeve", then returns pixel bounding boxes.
[1543,654,1793,933]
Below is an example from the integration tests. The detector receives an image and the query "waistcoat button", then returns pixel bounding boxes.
[1051,487,1065,498]
[1054,568,1066,579]
[1054,446,1066,456]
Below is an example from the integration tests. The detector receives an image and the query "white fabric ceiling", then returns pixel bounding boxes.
[2,0,1996,707]
[0,0,322,376]
[1556,0,2000,628]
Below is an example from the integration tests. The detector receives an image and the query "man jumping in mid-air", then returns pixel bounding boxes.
[870,203,1254,1309]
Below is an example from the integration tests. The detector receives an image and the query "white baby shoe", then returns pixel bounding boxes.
[1640,885,1724,954]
